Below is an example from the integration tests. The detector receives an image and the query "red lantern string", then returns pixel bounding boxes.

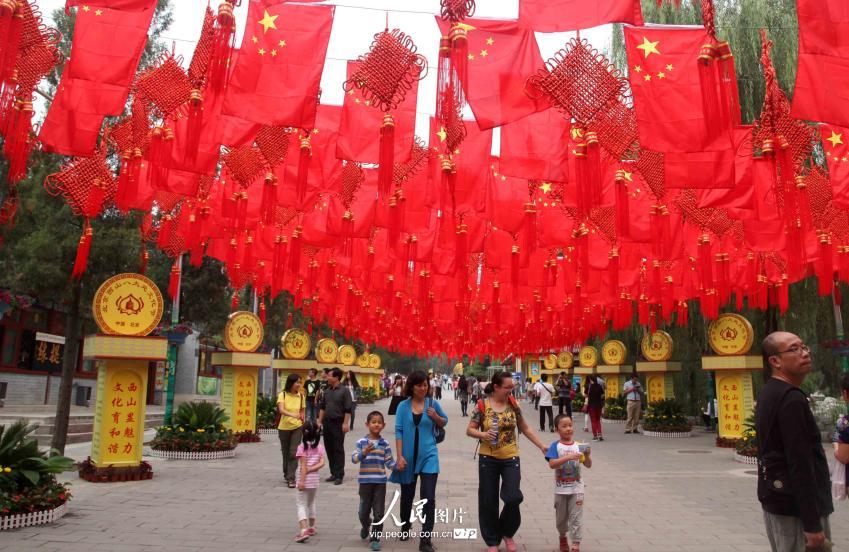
[208,0,236,92]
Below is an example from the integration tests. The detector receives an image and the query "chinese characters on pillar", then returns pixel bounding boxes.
[716,372,753,439]
[100,371,144,464]
[233,373,256,431]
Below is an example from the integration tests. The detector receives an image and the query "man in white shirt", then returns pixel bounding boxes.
[622,374,644,434]
[535,374,556,432]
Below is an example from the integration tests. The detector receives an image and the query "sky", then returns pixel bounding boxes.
[35,0,613,146]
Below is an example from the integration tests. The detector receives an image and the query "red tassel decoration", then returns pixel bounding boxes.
[157,215,172,250]
[139,245,149,274]
[241,233,254,274]
[168,260,181,300]
[271,235,287,296]
[71,220,93,280]
[638,296,649,326]
[584,131,602,207]
[715,41,741,126]
[296,134,312,204]
[697,41,725,141]
[3,99,33,183]
[817,234,834,296]
[208,0,236,92]
[0,1,22,85]
[186,89,203,160]
[838,246,849,284]
[573,139,589,217]
[677,300,689,327]
[608,247,620,293]
[289,226,302,276]
[511,244,520,299]
[231,292,240,312]
[523,202,537,253]
[615,169,630,239]
[378,113,395,199]
[259,298,267,325]
[449,22,469,95]
[777,278,789,314]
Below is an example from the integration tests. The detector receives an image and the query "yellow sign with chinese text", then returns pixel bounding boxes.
[641,331,673,361]
[357,353,370,368]
[543,354,557,370]
[368,353,381,370]
[556,351,573,370]
[579,346,598,368]
[282,328,312,359]
[315,338,339,363]
[92,273,163,336]
[338,344,357,366]
[601,340,627,366]
[220,366,258,433]
[91,360,147,467]
[708,313,754,356]
[716,372,754,438]
[223,311,264,352]
[646,373,675,403]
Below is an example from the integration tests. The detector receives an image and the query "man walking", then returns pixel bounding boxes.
[622,374,643,434]
[303,368,320,421]
[318,367,352,485]
[757,331,833,552]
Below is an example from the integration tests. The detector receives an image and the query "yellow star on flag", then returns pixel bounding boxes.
[258,9,278,33]
[258,48,266,56]
[82,5,90,11]
[94,9,102,15]
[279,40,286,47]
[251,36,258,44]
[270,49,278,57]
[622,171,633,182]
[636,37,661,58]
[454,22,476,32]
[486,37,494,45]
[467,54,475,60]
[644,74,652,81]
[827,130,843,148]
[666,63,674,71]
[540,182,552,194]
[657,72,665,79]
[480,49,488,57]
[437,127,447,142]
[570,127,584,140]
[633,66,642,73]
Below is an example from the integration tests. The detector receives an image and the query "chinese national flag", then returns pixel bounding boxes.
[695,127,755,214]
[791,0,849,127]
[820,123,849,209]
[65,0,157,10]
[65,5,154,87]
[435,17,547,130]
[519,0,643,32]
[430,117,490,214]
[625,25,719,152]
[336,60,418,164]
[499,108,569,182]
[39,78,128,156]
[223,1,333,129]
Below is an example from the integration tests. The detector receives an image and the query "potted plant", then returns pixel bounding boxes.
[255,395,278,435]
[640,398,693,437]
[149,401,239,460]
[0,422,75,530]
[602,397,627,423]
[734,416,758,464]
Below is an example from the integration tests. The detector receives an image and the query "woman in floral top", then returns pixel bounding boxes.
[467,371,548,552]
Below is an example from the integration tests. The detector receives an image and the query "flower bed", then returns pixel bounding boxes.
[146,448,236,460]
[602,397,626,424]
[602,417,626,424]
[149,402,239,455]
[640,428,693,438]
[258,428,278,436]
[733,452,757,464]
[715,436,739,448]
[640,399,693,435]
[78,458,153,483]
[237,431,262,443]
[1,501,68,531]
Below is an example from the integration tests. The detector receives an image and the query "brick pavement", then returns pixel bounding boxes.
[1,395,846,551]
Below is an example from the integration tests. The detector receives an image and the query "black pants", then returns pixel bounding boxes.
[323,419,345,480]
[478,455,523,547]
[558,398,573,419]
[539,405,554,431]
[460,398,468,416]
[359,483,387,540]
[534,396,539,410]
[350,404,356,430]
[400,472,438,544]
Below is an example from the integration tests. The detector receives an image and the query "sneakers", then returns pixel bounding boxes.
[592,437,599,441]
[361,527,369,540]
[294,531,309,543]
[325,475,336,482]
[598,436,604,441]
[334,478,343,485]
[559,536,569,552]
[370,540,382,551]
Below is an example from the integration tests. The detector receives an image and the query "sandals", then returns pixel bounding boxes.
[294,531,309,543]
[570,543,581,552]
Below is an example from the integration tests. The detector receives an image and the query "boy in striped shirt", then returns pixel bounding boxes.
[352,411,397,551]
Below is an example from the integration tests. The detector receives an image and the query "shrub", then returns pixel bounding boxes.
[152,401,238,452]
[572,392,585,410]
[256,395,278,429]
[642,398,692,433]
[602,397,627,420]
[358,387,378,404]
[0,422,75,516]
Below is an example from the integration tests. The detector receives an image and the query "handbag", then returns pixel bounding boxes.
[428,398,446,444]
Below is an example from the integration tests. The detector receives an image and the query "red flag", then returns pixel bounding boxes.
[519,0,643,32]
[499,108,570,182]
[223,1,333,129]
[65,0,157,10]
[65,5,154,87]
[336,60,418,164]
[435,17,547,130]
[625,25,727,152]
[821,123,849,209]
[791,0,849,127]
[39,78,128,156]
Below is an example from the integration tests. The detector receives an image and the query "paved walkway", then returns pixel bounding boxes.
[2,395,846,551]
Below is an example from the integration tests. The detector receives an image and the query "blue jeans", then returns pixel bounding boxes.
[478,455,523,547]
[305,399,318,421]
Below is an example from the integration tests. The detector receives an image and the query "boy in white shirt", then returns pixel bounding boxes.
[545,414,592,552]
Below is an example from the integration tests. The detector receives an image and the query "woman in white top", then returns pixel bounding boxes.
[344,371,360,430]
[388,375,404,415]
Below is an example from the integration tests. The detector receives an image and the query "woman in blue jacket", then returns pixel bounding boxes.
[390,370,447,552]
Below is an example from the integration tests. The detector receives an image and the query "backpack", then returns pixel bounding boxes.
[477,396,519,414]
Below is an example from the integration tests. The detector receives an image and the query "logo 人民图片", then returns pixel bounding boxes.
[115,294,144,315]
